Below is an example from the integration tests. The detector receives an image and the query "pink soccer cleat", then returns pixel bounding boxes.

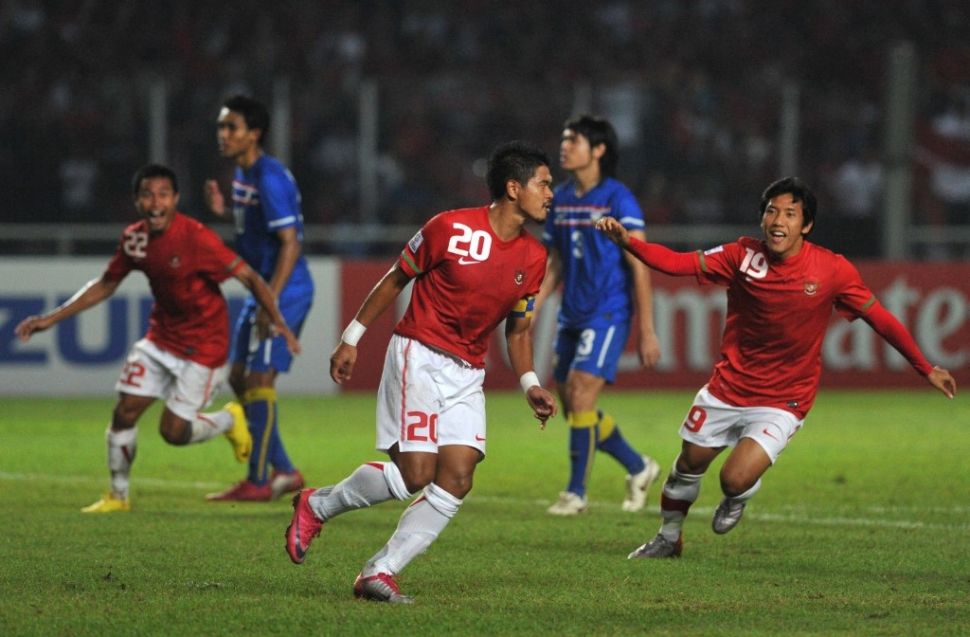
[285,488,324,564]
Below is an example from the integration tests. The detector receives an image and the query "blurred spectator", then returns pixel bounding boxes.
[819,144,885,257]
[1,1,968,257]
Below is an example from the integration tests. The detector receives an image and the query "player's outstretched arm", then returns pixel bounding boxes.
[330,265,412,384]
[253,226,303,340]
[928,366,957,399]
[234,263,301,355]
[862,303,955,399]
[15,276,120,342]
[203,180,227,217]
[595,216,630,247]
[596,217,696,276]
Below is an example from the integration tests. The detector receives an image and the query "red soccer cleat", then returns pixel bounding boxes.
[285,488,324,564]
[205,479,272,502]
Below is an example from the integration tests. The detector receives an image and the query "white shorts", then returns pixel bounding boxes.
[375,335,487,455]
[114,338,226,421]
[678,386,804,464]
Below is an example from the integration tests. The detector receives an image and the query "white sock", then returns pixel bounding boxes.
[188,410,233,443]
[106,426,137,499]
[310,462,411,521]
[364,482,462,576]
[729,478,762,503]
[658,464,704,541]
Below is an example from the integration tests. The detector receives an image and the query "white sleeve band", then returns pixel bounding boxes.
[519,371,541,393]
[341,319,367,347]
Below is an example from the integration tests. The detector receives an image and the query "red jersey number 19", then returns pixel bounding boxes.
[683,405,707,433]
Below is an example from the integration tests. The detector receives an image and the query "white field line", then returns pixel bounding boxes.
[2,471,969,531]
[0,470,225,491]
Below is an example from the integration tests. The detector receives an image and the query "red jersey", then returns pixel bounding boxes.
[694,238,874,418]
[103,212,245,367]
[394,206,547,368]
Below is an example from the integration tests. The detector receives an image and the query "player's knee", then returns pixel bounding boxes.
[112,403,141,429]
[718,469,755,498]
[398,465,435,494]
[158,415,191,446]
[563,385,595,412]
[436,472,474,499]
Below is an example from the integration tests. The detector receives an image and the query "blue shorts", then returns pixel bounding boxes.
[230,291,312,374]
[552,315,630,384]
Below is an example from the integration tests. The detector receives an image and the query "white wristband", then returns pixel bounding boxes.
[519,371,541,394]
[341,319,367,347]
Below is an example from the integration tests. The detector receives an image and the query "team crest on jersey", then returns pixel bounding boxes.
[408,230,424,253]
[804,280,819,296]
[169,256,181,269]
[514,270,525,285]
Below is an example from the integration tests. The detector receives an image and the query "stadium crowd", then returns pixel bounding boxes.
[2,0,969,256]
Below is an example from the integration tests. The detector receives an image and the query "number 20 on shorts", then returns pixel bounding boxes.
[405,411,438,443]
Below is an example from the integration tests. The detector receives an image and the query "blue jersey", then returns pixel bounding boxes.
[231,154,313,300]
[542,177,645,325]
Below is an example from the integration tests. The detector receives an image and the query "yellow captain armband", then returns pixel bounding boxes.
[509,295,536,320]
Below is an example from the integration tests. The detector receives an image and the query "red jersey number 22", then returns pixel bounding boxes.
[123,231,149,259]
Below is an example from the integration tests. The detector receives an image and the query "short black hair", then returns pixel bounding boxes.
[131,164,178,196]
[760,176,817,232]
[563,114,619,178]
[486,141,550,201]
[223,94,270,143]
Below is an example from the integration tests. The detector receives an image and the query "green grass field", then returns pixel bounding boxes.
[1,390,968,636]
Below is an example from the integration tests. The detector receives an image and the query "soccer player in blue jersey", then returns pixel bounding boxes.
[203,94,314,501]
[537,115,663,516]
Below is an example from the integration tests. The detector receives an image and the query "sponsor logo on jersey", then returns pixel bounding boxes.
[458,256,483,265]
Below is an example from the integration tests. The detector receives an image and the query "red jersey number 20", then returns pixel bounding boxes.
[447,222,492,262]
[405,411,438,443]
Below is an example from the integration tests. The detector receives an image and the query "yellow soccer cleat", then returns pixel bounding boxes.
[81,493,130,513]
[223,401,252,463]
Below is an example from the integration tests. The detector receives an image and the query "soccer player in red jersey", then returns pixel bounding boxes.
[284,141,558,603]
[15,164,300,513]
[596,177,956,558]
